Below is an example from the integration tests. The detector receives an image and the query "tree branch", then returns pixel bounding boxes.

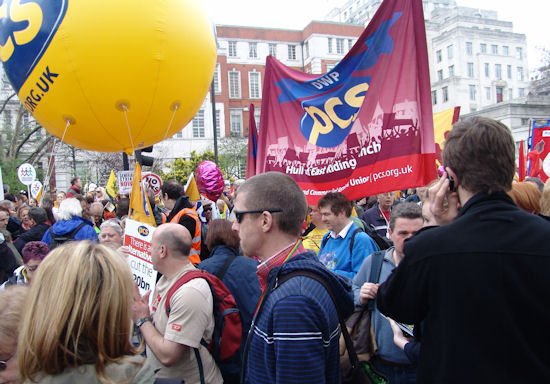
[14,123,43,157]
[0,92,16,116]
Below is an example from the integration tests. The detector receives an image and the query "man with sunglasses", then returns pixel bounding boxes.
[232,172,353,384]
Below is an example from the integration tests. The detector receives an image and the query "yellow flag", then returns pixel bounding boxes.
[184,173,201,202]
[433,106,460,166]
[129,163,156,226]
[105,169,117,198]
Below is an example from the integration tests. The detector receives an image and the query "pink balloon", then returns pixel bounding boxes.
[195,161,224,202]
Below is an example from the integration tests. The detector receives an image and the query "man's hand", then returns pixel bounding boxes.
[359,282,379,304]
[132,284,151,322]
[428,171,459,226]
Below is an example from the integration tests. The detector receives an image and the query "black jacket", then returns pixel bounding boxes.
[14,223,50,253]
[378,192,550,384]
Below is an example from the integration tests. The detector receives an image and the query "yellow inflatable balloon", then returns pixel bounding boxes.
[0,0,216,152]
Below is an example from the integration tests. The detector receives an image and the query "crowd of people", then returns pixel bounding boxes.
[1,116,550,384]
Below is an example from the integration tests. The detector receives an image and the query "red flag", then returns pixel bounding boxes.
[518,140,526,181]
[256,0,435,204]
[246,103,258,178]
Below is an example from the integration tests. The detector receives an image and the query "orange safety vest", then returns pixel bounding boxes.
[169,208,202,265]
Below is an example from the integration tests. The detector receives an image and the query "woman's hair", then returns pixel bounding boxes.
[21,241,49,264]
[56,197,83,220]
[18,242,139,383]
[100,219,124,236]
[206,219,240,251]
[508,182,541,214]
[0,286,27,356]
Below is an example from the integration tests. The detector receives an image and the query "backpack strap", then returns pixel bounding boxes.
[366,250,385,311]
[276,270,363,378]
[348,227,363,255]
[215,254,237,281]
[164,270,202,316]
[69,221,87,239]
[165,271,206,384]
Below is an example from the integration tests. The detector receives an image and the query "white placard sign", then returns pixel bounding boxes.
[30,180,43,198]
[124,219,157,301]
[117,170,134,195]
[17,163,36,186]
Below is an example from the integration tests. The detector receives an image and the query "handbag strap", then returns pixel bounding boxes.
[366,250,385,311]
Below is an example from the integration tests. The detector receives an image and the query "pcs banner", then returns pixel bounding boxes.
[254,0,436,203]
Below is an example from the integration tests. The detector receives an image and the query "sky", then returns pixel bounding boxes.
[204,0,547,71]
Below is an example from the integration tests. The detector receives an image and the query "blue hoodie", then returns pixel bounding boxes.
[243,251,354,384]
[41,216,98,247]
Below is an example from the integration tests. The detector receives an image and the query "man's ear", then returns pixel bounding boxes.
[260,211,275,233]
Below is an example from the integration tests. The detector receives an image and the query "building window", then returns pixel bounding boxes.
[519,88,525,97]
[304,42,309,58]
[249,71,261,99]
[469,85,476,101]
[447,44,453,59]
[336,38,345,54]
[436,50,442,63]
[437,69,443,81]
[516,47,523,59]
[192,109,205,138]
[496,86,504,103]
[288,44,297,60]
[484,63,490,77]
[491,44,498,55]
[3,110,11,129]
[466,42,472,56]
[228,41,237,57]
[480,43,487,54]
[431,90,437,105]
[228,70,241,98]
[254,107,261,130]
[495,64,502,80]
[326,63,337,72]
[467,62,474,78]
[442,86,449,102]
[328,38,333,53]
[502,45,509,56]
[448,65,454,77]
[508,88,513,100]
[517,67,524,81]
[507,65,512,80]
[213,64,221,94]
[348,39,353,50]
[215,109,221,138]
[173,129,183,139]
[230,109,242,137]
[249,42,258,58]
[269,43,277,57]
[485,87,491,100]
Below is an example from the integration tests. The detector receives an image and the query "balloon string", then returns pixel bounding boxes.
[162,105,179,140]
[122,108,135,153]
[44,119,71,195]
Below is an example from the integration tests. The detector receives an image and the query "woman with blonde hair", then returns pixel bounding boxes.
[18,242,154,384]
[0,286,27,384]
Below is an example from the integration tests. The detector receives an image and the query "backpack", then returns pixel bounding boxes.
[320,223,392,256]
[164,269,242,384]
[48,222,87,250]
[276,254,388,384]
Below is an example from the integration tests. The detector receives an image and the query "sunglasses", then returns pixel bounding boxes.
[234,209,282,223]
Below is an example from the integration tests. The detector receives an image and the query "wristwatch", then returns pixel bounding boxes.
[135,316,152,328]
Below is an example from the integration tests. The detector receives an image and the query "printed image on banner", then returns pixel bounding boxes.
[254,0,436,203]
[529,121,550,182]
[124,218,157,302]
